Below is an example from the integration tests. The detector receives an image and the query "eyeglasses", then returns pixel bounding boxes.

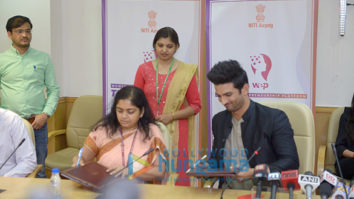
[13,29,32,34]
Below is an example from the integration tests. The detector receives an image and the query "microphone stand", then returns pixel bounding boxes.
[0,138,26,170]
[220,147,262,199]
[331,144,349,199]
[287,182,295,199]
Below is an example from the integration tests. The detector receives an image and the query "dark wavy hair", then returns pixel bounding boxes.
[6,15,32,32]
[153,27,179,49]
[94,86,155,140]
[207,60,249,93]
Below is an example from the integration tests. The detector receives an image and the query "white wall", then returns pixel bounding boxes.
[51,0,102,97]
[0,0,353,106]
[316,0,354,107]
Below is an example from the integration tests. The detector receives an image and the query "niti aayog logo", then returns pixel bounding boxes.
[141,10,158,33]
[250,54,272,90]
[248,4,274,29]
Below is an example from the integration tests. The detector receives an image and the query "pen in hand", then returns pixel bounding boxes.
[76,147,84,167]
[187,155,207,173]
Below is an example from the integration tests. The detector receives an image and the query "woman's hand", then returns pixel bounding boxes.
[72,155,85,167]
[107,165,129,178]
[155,113,174,125]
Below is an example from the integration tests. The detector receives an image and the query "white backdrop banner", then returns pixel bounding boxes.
[206,0,316,149]
[103,0,201,113]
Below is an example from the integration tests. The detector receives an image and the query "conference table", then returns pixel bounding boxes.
[0,177,318,199]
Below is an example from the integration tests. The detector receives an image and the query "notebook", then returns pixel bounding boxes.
[60,162,114,191]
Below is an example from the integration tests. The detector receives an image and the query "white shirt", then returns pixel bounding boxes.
[0,108,37,177]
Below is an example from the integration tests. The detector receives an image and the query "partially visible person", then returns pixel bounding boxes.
[134,27,201,186]
[97,179,141,199]
[335,93,354,180]
[72,86,167,183]
[0,108,37,177]
[0,15,60,178]
[207,60,299,189]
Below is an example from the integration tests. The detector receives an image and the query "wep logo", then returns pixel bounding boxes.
[141,10,158,33]
[143,50,155,63]
[250,54,272,81]
[250,54,272,90]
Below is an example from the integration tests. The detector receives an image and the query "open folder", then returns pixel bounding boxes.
[61,162,114,191]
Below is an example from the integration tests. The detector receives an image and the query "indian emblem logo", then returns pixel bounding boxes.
[256,4,265,22]
[148,10,157,28]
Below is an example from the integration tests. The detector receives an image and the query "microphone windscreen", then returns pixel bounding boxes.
[319,182,334,197]
[304,171,314,176]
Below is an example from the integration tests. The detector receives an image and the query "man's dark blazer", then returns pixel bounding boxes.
[210,100,299,172]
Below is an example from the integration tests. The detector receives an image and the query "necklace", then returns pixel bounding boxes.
[155,58,174,106]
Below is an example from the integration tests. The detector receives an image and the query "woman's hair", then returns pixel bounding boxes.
[152,27,179,49]
[94,86,155,140]
[346,93,354,142]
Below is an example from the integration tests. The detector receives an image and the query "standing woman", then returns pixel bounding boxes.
[134,27,201,186]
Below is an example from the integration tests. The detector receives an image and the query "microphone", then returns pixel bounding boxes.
[319,169,337,199]
[0,138,26,170]
[267,172,281,199]
[298,171,320,199]
[319,181,334,199]
[348,179,354,199]
[219,147,262,199]
[253,164,269,199]
[281,170,300,199]
[248,146,262,162]
[108,147,156,180]
[331,181,349,199]
[321,169,338,187]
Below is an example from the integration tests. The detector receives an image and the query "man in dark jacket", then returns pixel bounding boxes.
[207,60,299,188]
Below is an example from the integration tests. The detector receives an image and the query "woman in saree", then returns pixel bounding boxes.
[134,27,201,186]
[72,86,167,182]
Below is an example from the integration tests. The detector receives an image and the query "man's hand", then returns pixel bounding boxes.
[236,168,255,179]
[32,113,49,130]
